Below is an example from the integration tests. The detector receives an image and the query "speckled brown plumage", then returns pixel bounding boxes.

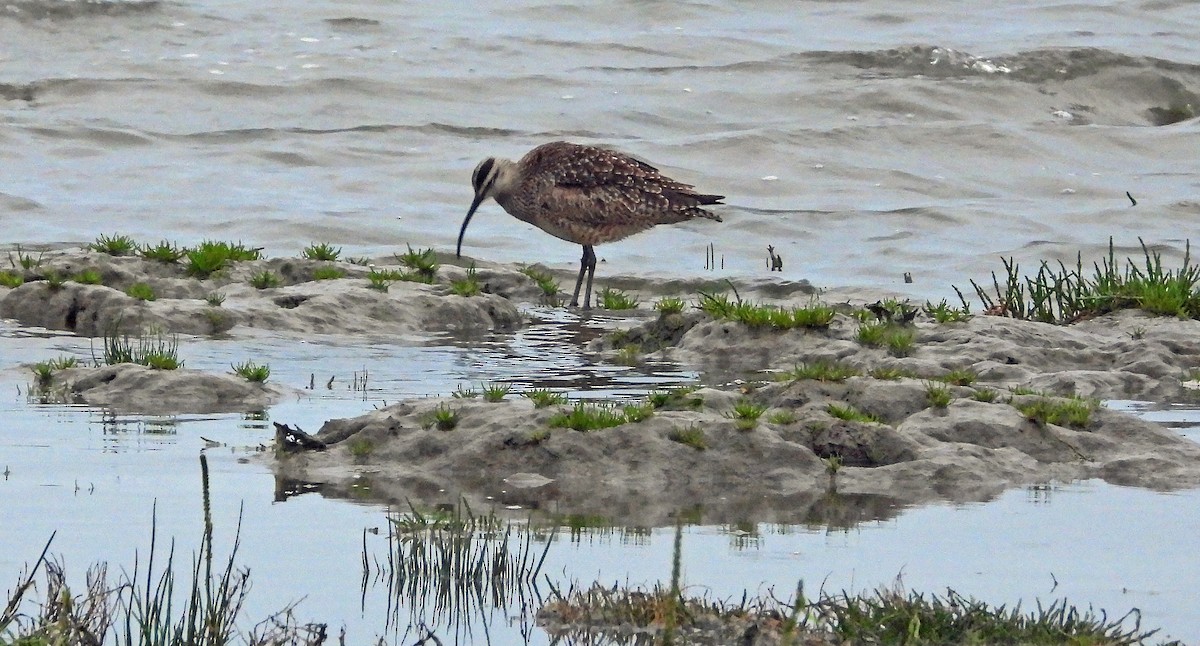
[457,141,723,309]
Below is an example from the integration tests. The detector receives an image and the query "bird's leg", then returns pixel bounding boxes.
[570,245,597,309]
[580,245,597,310]
[570,247,587,308]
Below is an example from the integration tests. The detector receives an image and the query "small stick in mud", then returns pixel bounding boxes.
[767,245,783,271]
[274,422,327,452]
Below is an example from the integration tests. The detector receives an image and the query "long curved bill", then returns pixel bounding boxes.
[456,190,488,258]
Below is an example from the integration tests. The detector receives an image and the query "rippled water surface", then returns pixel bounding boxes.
[4,0,1200,296]
[4,1,1200,642]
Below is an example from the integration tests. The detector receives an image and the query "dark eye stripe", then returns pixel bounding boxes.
[474,158,496,191]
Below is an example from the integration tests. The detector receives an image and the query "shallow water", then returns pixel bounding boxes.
[3,0,1200,299]
[4,316,1200,643]
[5,1,1200,641]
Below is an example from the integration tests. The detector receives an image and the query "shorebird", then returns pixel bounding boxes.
[457,141,723,309]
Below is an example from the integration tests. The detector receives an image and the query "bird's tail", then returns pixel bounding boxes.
[694,193,725,222]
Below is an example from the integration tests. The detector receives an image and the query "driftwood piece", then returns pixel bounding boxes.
[274,422,327,453]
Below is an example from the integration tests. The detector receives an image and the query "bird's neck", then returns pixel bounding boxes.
[490,160,520,205]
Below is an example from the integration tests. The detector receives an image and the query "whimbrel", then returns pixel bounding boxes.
[456,141,723,309]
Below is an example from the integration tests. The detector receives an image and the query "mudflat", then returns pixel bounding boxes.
[7,248,1200,527]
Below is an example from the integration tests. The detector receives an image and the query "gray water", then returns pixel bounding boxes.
[3,318,1200,643]
[5,1,1200,643]
[3,1,1199,296]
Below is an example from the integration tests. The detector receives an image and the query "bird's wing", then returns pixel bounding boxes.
[525,142,718,225]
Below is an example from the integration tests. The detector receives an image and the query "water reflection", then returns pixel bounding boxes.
[434,306,696,397]
[361,504,550,645]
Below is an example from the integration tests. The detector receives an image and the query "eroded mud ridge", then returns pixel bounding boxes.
[0,248,529,336]
[281,305,1200,525]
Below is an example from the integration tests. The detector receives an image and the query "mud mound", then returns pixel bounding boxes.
[0,249,529,337]
[274,376,1200,526]
[601,308,1200,402]
[39,363,289,414]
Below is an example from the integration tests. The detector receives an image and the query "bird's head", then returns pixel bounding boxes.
[457,157,509,258]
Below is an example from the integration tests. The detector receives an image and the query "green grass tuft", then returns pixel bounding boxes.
[0,270,24,288]
[249,270,281,289]
[923,298,972,323]
[348,437,374,460]
[523,388,567,408]
[366,268,392,291]
[963,237,1200,323]
[424,403,459,431]
[667,425,706,450]
[647,386,703,410]
[99,328,183,370]
[614,344,641,365]
[973,388,999,402]
[301,242,342,261]
[450,264,483,297]
[140,240,187,263]
[621,401,655,423]
[73,269,103,285]
[519,265,560,297]
[186,240,260,278]
[767,410,797,425]
[698,292,835,329]
[312,265,345,280]
[9,245,44,270]
[654,296,686,315]
[396,244,438,281]
[231,360,270,383]
[926,382,953,408]
[45,271,66,290]
[827,403,881,423]
[857,321,916,356]
[549,401,628,432]
[780,361,860,383]
[729,398,766,431]
[599,287,639,310]
[936,368,978,386]
[126,282,156,301]
[1014,397,1096,428]
[88,233,138,256]
[869,366,916,380]
[481,381,511,402]
[31,356,78,387]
